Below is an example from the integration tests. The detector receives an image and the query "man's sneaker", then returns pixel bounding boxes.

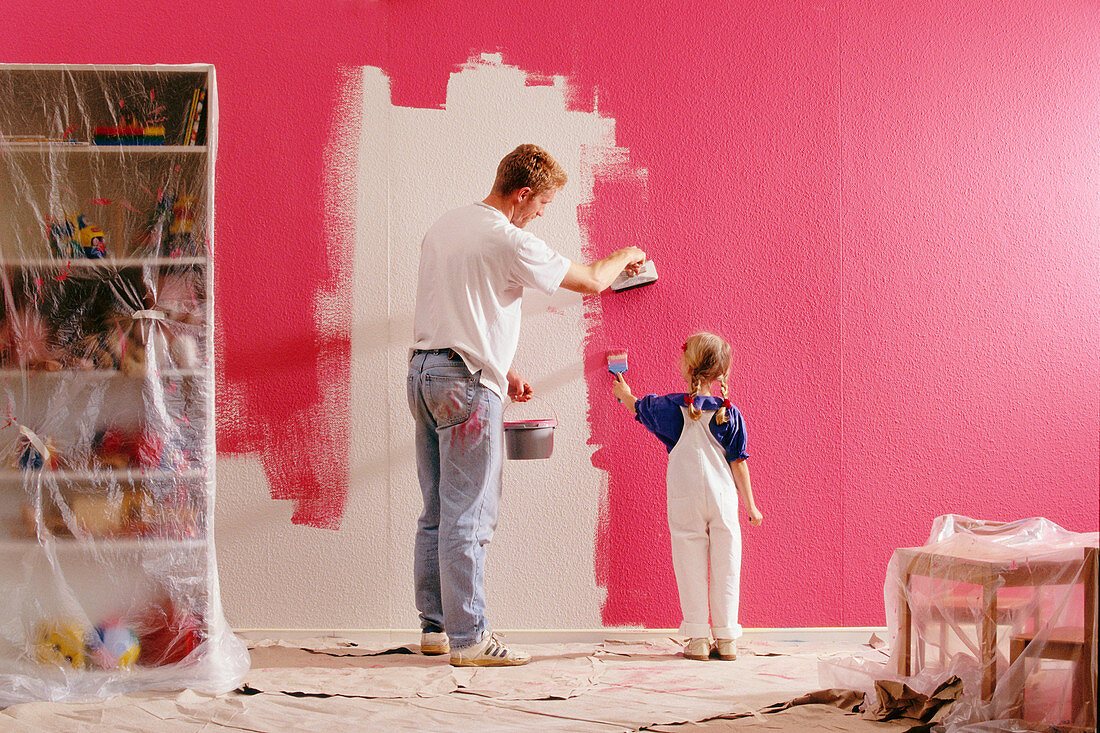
[683,637,710,661]
[450,632,530,667]
[420,631,449,656]
[714,638,737,660]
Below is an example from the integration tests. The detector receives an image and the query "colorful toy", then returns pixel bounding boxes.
[16,432,58,471]
[47,218,81,258]
[70,495,127,537]
[87,620,141,670]
[93,116,165,146]
[33,620,87,669]
[137,598,203,666]
[93,427,176,470]
[156,273,203,324]
[75,215,107,258]
[131,430,164,468]
[46,214,107,259]
[169,195,196,236]
[93,428,131,469]
[9,309,63,371]
[161,194,200,257]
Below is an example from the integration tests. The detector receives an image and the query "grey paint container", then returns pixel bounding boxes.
[503,418,557,460]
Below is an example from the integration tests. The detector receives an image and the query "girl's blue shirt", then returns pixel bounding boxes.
[634,393,749,462]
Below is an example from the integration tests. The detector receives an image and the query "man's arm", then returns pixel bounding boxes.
[560,246,646,294]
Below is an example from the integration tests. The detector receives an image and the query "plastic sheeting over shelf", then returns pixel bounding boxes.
[0,64,247,704]
[821,514,1098,730]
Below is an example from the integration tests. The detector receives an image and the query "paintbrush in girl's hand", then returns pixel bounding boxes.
[607,350,628,400]
[606,349,628,376]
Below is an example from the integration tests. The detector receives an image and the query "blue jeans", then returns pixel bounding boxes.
[407,349,503,649]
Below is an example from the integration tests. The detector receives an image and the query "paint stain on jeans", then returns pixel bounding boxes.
[453,399,487,450]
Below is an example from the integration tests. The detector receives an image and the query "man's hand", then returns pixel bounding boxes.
[560,246,648,294]
[619,246,646,276]
[507,369,533,402]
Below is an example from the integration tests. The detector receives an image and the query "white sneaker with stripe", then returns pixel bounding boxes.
[420,631,449,655]
[450,632,530,667]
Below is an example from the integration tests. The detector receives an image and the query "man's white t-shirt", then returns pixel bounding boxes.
[411,202,572,398]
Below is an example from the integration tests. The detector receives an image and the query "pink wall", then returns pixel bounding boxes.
[4,1,1097,627]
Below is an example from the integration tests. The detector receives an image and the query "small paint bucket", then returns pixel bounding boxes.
[503,402,557,460]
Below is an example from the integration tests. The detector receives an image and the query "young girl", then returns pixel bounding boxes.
[611,331,763,661]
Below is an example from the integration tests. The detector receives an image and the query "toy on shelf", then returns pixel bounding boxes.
[14,428,59,471]
[125,490,199,539]
[8,309,62,371]
[135,194,175,255]
[23,486,199,540]
[87,620,141,670]
[63,310,159,378]
[20,502,65,538]
[151,273,204,369]
[33,620,88,669]
[130,430,164,468]
[135,190,203,258]
[93,116,165,146]
[76,215,107,258]
[92,427,186,471]
[46,214,108,259]
[136,597,203,666]
[92,428,131,470]
[165,195,201,257]
[70,495,128,537]
[47,218,81,259]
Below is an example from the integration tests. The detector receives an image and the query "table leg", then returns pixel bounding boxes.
[899,571,912,678]
[1081,547,1097,727]
[981,583,998,701]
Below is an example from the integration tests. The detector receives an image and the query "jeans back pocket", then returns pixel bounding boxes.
[424,371,477,428]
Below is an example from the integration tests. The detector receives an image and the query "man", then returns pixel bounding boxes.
[408,144,646,666]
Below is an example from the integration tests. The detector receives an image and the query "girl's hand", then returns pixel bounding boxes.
[611,374,633,403]
[747,507,763,526]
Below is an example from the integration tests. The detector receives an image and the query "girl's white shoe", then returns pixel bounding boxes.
[714,638,737,660]
[683,637,711,661]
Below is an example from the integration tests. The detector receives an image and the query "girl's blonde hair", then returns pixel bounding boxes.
[683,331,733,424]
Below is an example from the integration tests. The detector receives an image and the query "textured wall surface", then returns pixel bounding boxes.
[3,1,1097,631]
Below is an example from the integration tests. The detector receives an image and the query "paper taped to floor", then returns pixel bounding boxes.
[1,636,898,732]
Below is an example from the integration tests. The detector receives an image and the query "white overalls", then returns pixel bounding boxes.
[666,406,743,639]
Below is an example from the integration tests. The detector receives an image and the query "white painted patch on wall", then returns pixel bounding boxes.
[218,54,636,630]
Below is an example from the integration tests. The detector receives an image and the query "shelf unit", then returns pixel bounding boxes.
[0,63,246,704]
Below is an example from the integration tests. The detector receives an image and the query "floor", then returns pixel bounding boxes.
[0,630,916,732]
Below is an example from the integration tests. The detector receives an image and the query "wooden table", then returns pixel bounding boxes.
[893,542,1097,707]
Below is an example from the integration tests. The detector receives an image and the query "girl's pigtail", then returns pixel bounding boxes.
[716,376,730,425]
[687,375,703,421]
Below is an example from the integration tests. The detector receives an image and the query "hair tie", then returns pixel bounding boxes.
[683,394,692,406]
[722,398,732,409]
[681,342,688,352]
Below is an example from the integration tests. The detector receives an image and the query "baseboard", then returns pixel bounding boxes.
[234,627,887,646]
